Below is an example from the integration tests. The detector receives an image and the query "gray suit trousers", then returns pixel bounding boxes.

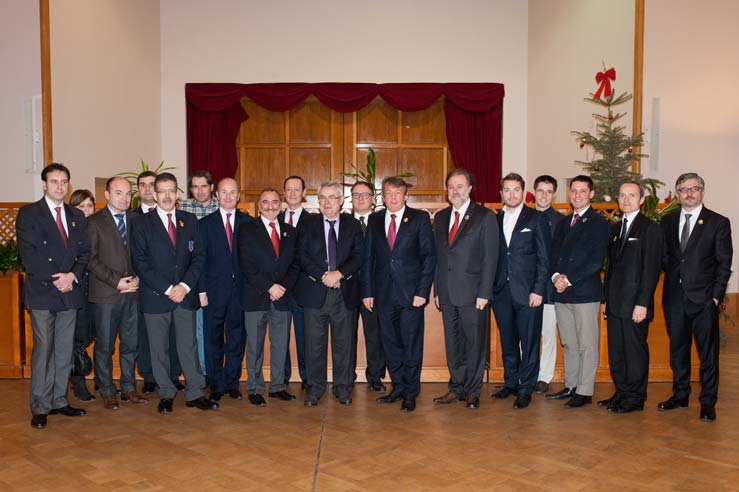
[29,309,76,415]
[91,294,139,396]
[555,302,600,396]
[244,305,290,395]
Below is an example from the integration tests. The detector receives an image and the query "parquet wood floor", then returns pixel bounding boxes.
[1,336,738,492]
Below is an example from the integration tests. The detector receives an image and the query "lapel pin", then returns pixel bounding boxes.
[698,219,704,225]
[71,221,76,228]
[613,236,618,242]
[582,217,588,223]
[179,220,184,228]
[403,217,408,223]
[464,215,470,221]
[283,231,288,237]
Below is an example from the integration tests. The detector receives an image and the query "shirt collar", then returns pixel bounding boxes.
[385,205,406,220]
[681,204,702,218]
[452,199,471,219]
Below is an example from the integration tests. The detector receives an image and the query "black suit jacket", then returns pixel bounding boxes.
[278,208,309,229]
[541,207,566,303]
[661,207,733,305]
[294,213,363,309]
[198,209,252,307]
[239,218,299,312]
[604,212,663,319]
[550,206,610,304]
[360,207,436,306]
[494,205,550,305]
[16,198,90,310]
[434,202,498,307]
[86,207,136,304]
[131,209,205,313]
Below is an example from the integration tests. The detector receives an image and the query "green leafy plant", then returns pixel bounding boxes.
[0,240,24,274]
[641,181,680,223]
[116,160,177,209]
[342,147,414,206]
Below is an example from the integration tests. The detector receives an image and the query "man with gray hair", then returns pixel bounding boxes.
[659,172,732,422]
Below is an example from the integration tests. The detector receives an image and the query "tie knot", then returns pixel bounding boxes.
[359,216,365,224]
[391,214,396,220]
[455,211,460,219]
[55,206,61,213]
[167,213,172,220]
[226,212,232,219]
[115,213,124,220]
[270,221,277,230]
[148,207,156,212]
[685,213,692,219]
[327,219,336,226]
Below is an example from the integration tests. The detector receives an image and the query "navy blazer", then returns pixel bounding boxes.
[550,206,610,304]
[360,206,436,306]
[16,198,90,310]
[131,209,205,313]
[661,207,733,305]
[494,206,550,305]
[540,207,566,304]
[294,213,363,310]
[239,218,299,312]
[197,209,252,307]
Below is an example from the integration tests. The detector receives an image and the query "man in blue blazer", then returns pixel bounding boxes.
[548,175,610,408]
[197,178,252,401]
[17,163,91,429]
[294,182,363,407]
[131,172,216,414]
[361,177,436,412]
[491,173,549,409]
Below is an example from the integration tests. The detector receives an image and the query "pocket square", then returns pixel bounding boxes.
[520,228,532,233]
[628,237,639,241]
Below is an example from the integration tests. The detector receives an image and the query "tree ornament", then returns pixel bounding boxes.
[628,147,633,153]
[594,164,599,171]
[579,142,585,148]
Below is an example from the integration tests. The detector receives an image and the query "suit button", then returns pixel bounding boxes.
[48,258,53,262]
[43,240,47,245]
[507,252,511,256]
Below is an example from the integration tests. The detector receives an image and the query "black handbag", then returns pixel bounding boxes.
[70,343,93,377]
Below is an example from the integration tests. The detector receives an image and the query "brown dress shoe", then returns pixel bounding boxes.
[102,395,120,410]
[534,381,549,394]
[121,391,149,405]
[433,392,462,404]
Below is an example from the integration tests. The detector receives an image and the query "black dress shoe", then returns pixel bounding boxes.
[401,398,416,412]
[186,396,219,410]
[269,390,297,401]
[172,380,185,391]
[564,394,593,408]
[597,394,621,408]
[376,391,403,404]
[49,405,86,417]
[513,393,532,409]
[337,395,352,405]
[31,414,47,429]
[658,395,689,411]
[248,394,267,406]
[304,395,319,407]
[227,388,243,400]
[157,398,173,414]
[700,404,716,422]
[465,396,480,409]
[546,387,576,400]
[491,386,518,400]
[368,380,387,393]
[608,401,644,414]
[141,382,157,394]
[74,392,96,403]
[210,391,223,402]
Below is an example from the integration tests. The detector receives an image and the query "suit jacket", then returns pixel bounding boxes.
[604,212,663,319]
[86,207,137,304]
[434,202,498,307]
[198,209,252,307]
[494,205,550,305]
[239,218,299,312]
[661,207,733,305]
[360,207,436,306]
[131,209,205,313]
[541,207,566,303]
[550,206,610,304]
[16,198,90,310]
[294,213,363,309]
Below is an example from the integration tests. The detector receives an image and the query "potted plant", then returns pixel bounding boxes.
[117,160,178,209]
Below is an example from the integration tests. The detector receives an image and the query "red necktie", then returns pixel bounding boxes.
[148,207,156,213]
[387,214,397,251]
[167,213,176,247]
[571,213,580,228]
[225,212,233,252]
[55,206,68,248]
[270,222,280,258]
[288,210,295,226]
[448,210,460,245]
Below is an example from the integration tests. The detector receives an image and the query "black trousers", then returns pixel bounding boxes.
[441,304,488,398]
[356,304,386,383]
[606,315,649,403]
[376,301,425,399]
[663,295,720,405]
[203,291,246,393]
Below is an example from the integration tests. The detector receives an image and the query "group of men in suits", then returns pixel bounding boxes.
[18,163,732,428]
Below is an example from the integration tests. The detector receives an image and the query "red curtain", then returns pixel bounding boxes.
[185,82,505,202]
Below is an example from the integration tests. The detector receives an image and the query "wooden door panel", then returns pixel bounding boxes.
[401,102,446,144]
[240,100,285,144]
[289,100,332,144]
[289,148,332,191]
[356,100,398,144]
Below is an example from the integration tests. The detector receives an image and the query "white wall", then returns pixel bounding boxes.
[528,0,635,201]
[642,0,739,292]
[50,0,161,196]
[160,0,529,187]
[0,0,42,201]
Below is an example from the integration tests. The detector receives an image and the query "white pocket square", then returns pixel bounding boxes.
[628,237,638,241]
[520,228,532,233]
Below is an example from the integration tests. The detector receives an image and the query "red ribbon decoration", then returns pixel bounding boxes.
[593,67,616,100]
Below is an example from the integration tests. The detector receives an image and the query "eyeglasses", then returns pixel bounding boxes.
[318,195,341,202]
[352,192,372,199]
[677,186,703,194]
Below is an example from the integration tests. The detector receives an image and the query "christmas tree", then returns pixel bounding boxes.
[572,66,662,202]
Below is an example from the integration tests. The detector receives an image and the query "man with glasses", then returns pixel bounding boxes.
[659,173,732,422]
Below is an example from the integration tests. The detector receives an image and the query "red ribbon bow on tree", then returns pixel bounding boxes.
[593,67,616,100]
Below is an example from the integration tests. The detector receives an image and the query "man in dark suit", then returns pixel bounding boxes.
[533,175,565,394]
[361,177,436,412]
[295,181,363,407]
[351,181,387,393]
[16,163,91,429]
[279,175,309,389]
[601,180,662,414]
[240,188,299,406]
[491,173,549,409]
[433,169,498,410]
[547,175,610,408]
[87,177,149,410]
[198,178,252,402]
[659,172,732,422]
[131,172,216,413]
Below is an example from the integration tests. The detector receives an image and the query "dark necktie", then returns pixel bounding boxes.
[225,212,233,252]
[54,206,68,248]
[619,216,628,249]
[359,216,367,237]
[387,214,397,251]
[115,213,127,246]
[448,210,460,245]
[288,210,295,227]
[571,213,580,227]
[167,213,176,248]
[680,213,692,253]
[327,219,337,270]
[148,206,156,213]
[270,222,280,258]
